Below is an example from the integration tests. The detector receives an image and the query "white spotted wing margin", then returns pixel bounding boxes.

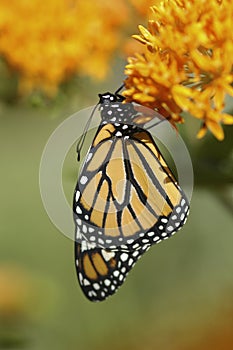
[74,239,150,302]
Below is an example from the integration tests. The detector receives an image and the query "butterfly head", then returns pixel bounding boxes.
[98,92,125,105]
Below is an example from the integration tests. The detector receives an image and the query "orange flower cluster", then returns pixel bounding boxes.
[0,0,128,95]
[123,0,233,140]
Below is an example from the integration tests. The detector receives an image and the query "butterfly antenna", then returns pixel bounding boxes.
[114,83,125,95]
[76,102,99,162]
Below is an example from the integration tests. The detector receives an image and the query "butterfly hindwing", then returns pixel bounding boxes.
[75,238,150,302]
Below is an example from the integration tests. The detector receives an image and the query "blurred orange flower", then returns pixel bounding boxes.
[0,264,31,320]
[123,0,233,140]
[128,0,158,16]
[0,0,128,96]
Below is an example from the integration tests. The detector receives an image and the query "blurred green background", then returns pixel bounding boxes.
[0,2,233,350]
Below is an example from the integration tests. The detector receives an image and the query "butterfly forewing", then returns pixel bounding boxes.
[74,124,188,248]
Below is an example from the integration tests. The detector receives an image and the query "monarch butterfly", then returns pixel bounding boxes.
[73,88,189,302]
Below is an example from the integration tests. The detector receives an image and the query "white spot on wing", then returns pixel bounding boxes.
[80,176,88,185]
[147,231,154,237]
[88,291,97,298]
[83,279,90,286]
[102,250,115,261]
[76,227,81,239]
[76,218,82,226]
[93,283,100,290]
[116,131,122,137]
[86,153,93,163]
[104,279,111,286]
[98,238,104,245]
[76,206,82,214]
[119,274,124,281]
[181,199,186,206]
[75,191,80,202]
[180,213,185,221]
[79,273,83,284]
[128,258,134,266]
[120,253,129,262]
[81,240,96,252]
[133,243,140,248]
[161,218,168,223]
